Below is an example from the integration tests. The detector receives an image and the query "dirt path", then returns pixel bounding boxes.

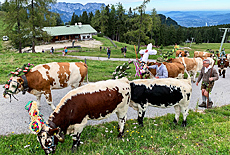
[0,64,229,136]
[21,39,103,53]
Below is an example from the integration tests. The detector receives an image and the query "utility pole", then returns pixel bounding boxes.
[219,28,230,52]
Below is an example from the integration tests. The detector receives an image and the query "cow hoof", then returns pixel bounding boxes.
[181,120,187,127]
[118,131,124,139]
[139,123,144,127]
[173,118,178,125]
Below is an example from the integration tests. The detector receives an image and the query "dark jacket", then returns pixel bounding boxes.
[197,66,219,84]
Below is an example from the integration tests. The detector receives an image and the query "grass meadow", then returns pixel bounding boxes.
[0,106,230,154]
[1,11,230,154]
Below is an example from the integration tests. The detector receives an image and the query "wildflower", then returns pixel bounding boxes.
[10,145,12,147]
[28,142,30,144]
[151,136,153,138]
[114,126,115,128]
[178,151,180,153]
[110,130,113,133]
[131,119,133,121]
[141,135,143,137]
[12,132,14,134]
[134,126,136,129]
[176,137,178,138]
[105,130,108,133]
[127,138,129,142]
[24,145,30,148]
[126,130,129,133]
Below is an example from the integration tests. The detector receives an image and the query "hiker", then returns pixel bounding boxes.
[196,59,219,108]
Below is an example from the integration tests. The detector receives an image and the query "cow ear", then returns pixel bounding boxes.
[48,128,59,136]
[18,78,24,84]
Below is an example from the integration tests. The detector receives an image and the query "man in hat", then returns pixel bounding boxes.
[147,57,168,78]
[196,59,219,108]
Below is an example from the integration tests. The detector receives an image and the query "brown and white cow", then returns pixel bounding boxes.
[217,58,229,78]
[147,62,185,79]
[167,57,214,82]
[129,78,192,127]
[176,50,190,57]
[33,78,131,154]
[194,51,214,58]
[3,62,88,110]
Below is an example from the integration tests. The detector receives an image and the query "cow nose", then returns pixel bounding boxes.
[3,94,9,99]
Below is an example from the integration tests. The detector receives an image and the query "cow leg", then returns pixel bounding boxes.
[71,82,80,89]
[180,106,189,127]
[223,70,226,78]
[137,102,148,127]
[44,91,55,110]
[173,105,181,124]
[192,71,197,83]
[71,133,81,153]
[71,117,87,152]
[218,69,222,76]
[36,95,42,109]
[116,113,127,138]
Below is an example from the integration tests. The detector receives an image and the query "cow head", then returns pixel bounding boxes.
[3,76,24,99]
[218,58,228,69]
[185,51,190,57]
[26,101,64,154]
[36,125,60,155]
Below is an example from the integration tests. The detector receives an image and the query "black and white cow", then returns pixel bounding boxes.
[129,78,192,127]
[33,78,131,154]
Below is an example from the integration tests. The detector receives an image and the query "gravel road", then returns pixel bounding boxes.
[1,64,229,136]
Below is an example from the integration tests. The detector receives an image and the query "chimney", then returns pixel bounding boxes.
[78,22,82,28]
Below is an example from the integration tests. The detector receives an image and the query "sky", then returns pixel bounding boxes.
[1,0,230,12]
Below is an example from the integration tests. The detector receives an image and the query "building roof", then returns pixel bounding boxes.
[43,24,97,36]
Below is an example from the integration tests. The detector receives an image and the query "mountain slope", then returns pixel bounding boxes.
[50,2,105,23]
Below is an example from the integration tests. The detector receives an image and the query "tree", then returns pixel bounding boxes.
[196,31,202,44]
[91,10,101,32]
[133,0,151,52]
[150,8,161,45]
[3,0,28,53]
[81,11,89,24]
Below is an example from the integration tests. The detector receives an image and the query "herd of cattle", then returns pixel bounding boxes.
[2,49,229,154]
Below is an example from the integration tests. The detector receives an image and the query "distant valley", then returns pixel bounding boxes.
[157,10,230,27]
[50,2,230,27]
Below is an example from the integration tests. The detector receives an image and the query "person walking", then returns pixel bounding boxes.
[147,57,168,79]
[64,46,68,55]
[196,59,219,108]
[51,47,54,54]
[123,46,127,57]
[107,48,111,59]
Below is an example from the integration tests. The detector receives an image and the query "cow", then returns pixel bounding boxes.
[226,54,230,67]
[3,62,88,110]
[30,78,131,154]
[147,62,185,79]
[167,57,214,82]
[194,51,214,58]
[176,50,190,57]
[217,58,229,78]
[129,78,192,127]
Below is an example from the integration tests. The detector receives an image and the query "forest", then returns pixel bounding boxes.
[1,0,230,52]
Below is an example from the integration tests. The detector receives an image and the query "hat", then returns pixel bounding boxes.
[156,57,164,63]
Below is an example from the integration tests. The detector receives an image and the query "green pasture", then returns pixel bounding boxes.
[1,12,230,154]
[1,105,230,154]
